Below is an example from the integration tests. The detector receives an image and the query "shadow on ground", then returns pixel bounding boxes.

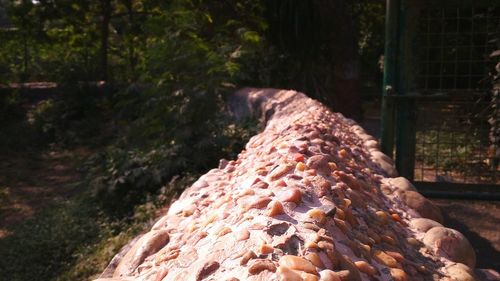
[432,199,500,270]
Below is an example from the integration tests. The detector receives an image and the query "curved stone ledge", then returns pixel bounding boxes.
[98,88,488,281]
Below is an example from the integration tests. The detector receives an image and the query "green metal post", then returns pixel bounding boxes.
[395,99,416,180]
[380,0,400,158]
[394,2,416,180]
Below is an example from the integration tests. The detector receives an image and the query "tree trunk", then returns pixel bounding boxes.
[316,0,361,120]
[100,0,111,82]
[123,0,137,81]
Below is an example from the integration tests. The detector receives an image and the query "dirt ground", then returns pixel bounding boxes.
[0,147,90,239]
[432,199,500,271]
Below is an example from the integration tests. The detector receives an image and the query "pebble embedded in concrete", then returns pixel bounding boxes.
[99,89,484,281]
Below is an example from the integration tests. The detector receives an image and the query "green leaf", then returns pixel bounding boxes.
[242,31,261,44]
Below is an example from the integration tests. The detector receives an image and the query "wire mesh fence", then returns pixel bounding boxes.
[412,6,499,184]
[414,97,498,184]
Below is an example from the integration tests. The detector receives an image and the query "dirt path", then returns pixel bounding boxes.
[0,147,91,238]
[432,199,500,271]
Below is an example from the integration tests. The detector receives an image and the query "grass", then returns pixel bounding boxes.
[415,129,484,172]
[413,128,499,183]
[0,176,190,281]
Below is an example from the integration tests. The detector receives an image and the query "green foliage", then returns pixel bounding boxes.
[0,0,268,83]
[72,0,265,214]
[353,2,385,60]
[30,85,107,146]
[85,115,258,215]
[87,146,181,214]
[415,130,483,172]
[1,0,265,214]
[0,85,107,153]
[353,1,385,92]
[0,1,98,82]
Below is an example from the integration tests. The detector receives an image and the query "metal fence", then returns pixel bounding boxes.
[381,0,499,193]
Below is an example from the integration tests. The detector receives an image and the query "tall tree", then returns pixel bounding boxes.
[100,0,112,81]
[266,0,361,120]
[320,0,360,119]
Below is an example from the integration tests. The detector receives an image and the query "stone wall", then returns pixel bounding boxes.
[96,88,489,281]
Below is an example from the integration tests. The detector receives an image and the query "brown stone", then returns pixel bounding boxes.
[399,190,444,223]
[248,259,277,275]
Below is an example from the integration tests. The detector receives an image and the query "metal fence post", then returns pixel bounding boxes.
[394,1,417,180]
[381,0,400,158]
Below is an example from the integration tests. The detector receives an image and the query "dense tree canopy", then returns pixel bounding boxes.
[0,0,262,83]
[0,0,385,111]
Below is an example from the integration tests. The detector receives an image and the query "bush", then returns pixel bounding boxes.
[30,84,108,146]
[85,112,258,215]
